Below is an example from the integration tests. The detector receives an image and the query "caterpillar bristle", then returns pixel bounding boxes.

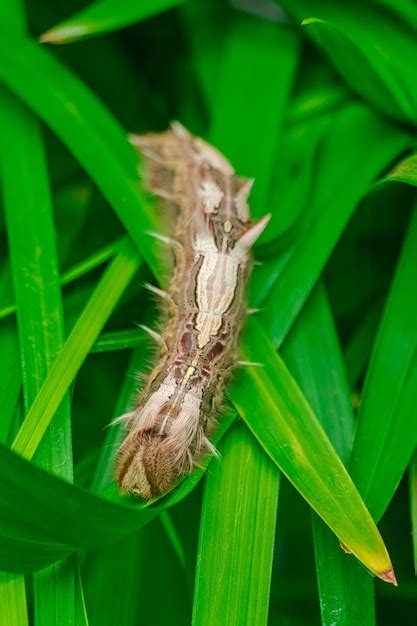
[235,360,264,368]
[247,307,262,315]
[144,282,170,301]
[138,324,164,345]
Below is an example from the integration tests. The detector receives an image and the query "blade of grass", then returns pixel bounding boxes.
[1,60,78,626]
[0,575,28,626]
[208,15,300,222]
[0,318,21,444]
[344,298,383,390]
[283,284,375,625]
[2,101,73,476]
[0,236,124,321]
[192,422,279,626]
[372,0,417,30]
[286,81,350,125]
[349,201,417,520]
[84,513,189,626]
[83,531,143,626]
[12,238,141,459]
[280,0,417,124]
[159,511,186,570]
[233,316,394,581]
[409,450,417,575]
[75,560,89,626]
[0,0,76,619]
[61,238,125,285]
[41,0,186,44]
[0,371,233,575]
[0,35,163,280]
[382,150,417,186]
[255,111,332,255]
[256,103,409,344]
[90,329,144,353]
[180,0,233,114]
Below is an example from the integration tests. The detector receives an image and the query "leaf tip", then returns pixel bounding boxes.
[301,17,325,27]
[39,30,54,44]
[376,568,398,586]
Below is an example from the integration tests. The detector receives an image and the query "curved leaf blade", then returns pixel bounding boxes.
[349,201,417,520]
[41,0,186,44]
[231,316,394,582]
[0,36,162,279]
[283,285,375,625]
[279,0,417,124]
[12,239,141,460]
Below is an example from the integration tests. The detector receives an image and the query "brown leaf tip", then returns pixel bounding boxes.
[376,568,398,586]
[39,31,53,43]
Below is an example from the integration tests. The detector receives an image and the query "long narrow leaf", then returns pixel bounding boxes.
[232,316,394,582]
[41,0,186,44]
[1,38,77,621]
[350,202,417,520]
[0,36,162,279]
[283,285,375,625]
[192,423,279,626]
[409,450,417,575]
[12,239,140,459]
[279,0,417,123]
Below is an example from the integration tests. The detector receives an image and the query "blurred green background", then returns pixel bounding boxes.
[1,0,417,624]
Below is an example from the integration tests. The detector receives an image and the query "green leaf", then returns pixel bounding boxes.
[0,1,30,618]
[180,0,233,115]
[0,576,28,626]
[344,298,383,390]
[409,450,417,575]
[280,0,417,124]
[0,341,230,575]
[231,316,394,581]
[382,151,417,187]
[256,103,409,344]
[209,16,300,224]
[90,329,145,353]
[0,237,123,321]
[41,0,186,44]
[12,238,141,460]
[192,423,279,626]
[0,318,21,444]
[1,81,77,626]
[75,561,90,626]
[0,0,78,613]
[0,411,235,575]
[0,35,162,279]
[371,0,417,30]
[283,284,375,625]
[349,201,417,520]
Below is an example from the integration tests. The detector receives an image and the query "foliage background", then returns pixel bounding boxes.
[1,0,417,624]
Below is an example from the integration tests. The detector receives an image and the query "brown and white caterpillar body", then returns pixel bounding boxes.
[115,122,270,499]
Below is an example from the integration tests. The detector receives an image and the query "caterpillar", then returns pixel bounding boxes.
[115,122,270,499]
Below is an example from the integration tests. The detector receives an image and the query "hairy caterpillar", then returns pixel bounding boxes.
[115,122,270,499]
